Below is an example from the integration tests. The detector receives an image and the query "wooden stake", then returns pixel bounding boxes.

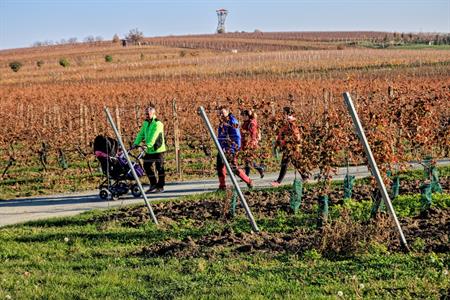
[115,105,121,135]
[79,104,84,145]
[172,99,182,179]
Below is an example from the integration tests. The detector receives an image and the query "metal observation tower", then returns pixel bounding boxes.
[216,9,228,34]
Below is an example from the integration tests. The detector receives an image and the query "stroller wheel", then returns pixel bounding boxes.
[99,189,111,200]
[131,184,142,198]
[111,192,120,201]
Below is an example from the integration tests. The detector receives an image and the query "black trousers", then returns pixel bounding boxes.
[143,153,165,188]
[276,153,290,183]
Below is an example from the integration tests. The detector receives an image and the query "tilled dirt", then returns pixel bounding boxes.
[136,208,449,258]
[402,208,450,253]
[90,180,449,258]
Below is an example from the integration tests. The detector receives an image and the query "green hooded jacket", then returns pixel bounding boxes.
[133,116,166,154]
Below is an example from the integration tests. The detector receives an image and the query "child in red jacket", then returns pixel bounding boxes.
[240,109,265,178]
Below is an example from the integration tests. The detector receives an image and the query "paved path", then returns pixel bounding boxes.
[1,160,448,227]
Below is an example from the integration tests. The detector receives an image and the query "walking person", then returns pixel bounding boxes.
[216,106,253,190]
[132,104,166,193]
[240,109,265,178]
[271,107,302,187]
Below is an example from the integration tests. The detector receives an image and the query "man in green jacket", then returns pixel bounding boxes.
[132,105,166,193]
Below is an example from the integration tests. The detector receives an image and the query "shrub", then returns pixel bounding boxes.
[36,60,44,68]
[112,34,120,43]
[179,50,187,57]
[9,61,22,72]
[59,58,70,67]
[105,55,113,62]
[411,237,426,252]
[303,249,322,261]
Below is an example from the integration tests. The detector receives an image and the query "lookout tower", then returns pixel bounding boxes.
[216,9,228,34]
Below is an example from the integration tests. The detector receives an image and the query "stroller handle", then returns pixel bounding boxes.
[127,145,147,160]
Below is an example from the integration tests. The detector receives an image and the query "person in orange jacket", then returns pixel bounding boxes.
[271,107,301,187]
[240,109,265,178]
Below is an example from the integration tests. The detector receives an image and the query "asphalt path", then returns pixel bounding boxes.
[0,160,448,227]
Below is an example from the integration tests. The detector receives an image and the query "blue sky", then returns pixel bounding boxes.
[1,0,449,50]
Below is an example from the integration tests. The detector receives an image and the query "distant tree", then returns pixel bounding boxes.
[393,32,398,40]
[33,41,43,47]
[105,55,113,62]
[95,36,103,42]
[112,34,120,43]
[9,61,22,72]
[84,36,95,43]
[445,34,450,45]
[126,28,144,44]
[68,37,78,44]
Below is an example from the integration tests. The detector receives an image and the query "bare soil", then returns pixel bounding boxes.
[90,180,449,258]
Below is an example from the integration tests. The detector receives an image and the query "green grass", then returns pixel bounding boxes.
[355,41,450,50]
[0,188,449,299]
[389,44,450,50]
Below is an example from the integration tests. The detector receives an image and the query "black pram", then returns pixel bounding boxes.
[93,135,145,200]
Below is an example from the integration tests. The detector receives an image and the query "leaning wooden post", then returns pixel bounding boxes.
[343,92,409,251]
[172,99,182,180]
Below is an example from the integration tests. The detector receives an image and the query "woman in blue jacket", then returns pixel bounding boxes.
[216,106,253,190]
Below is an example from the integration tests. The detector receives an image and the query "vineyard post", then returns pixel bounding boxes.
[115,105,121,135]
[342,92,409,251]
[18,103,24,122]
[26,104,32,124]
[104,107,159,225]
[83,104,89,146]
[172,99,182,179]
[91,106,97,136]
[43,106,47,127]
[79,104,84,145]
[135,105,141,128]
[198,106,259,233]
[56,106,62,134]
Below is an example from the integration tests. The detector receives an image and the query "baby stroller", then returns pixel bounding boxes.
[93,135,145,200]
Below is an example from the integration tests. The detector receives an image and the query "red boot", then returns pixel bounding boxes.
[218,175,227,190]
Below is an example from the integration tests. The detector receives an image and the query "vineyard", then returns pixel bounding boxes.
[0,34,448,195]
[0,31,449,298]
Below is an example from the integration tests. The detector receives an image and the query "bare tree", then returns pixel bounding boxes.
[84,35,95,43]
[126,28,144,44]
[68,37,78,44]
